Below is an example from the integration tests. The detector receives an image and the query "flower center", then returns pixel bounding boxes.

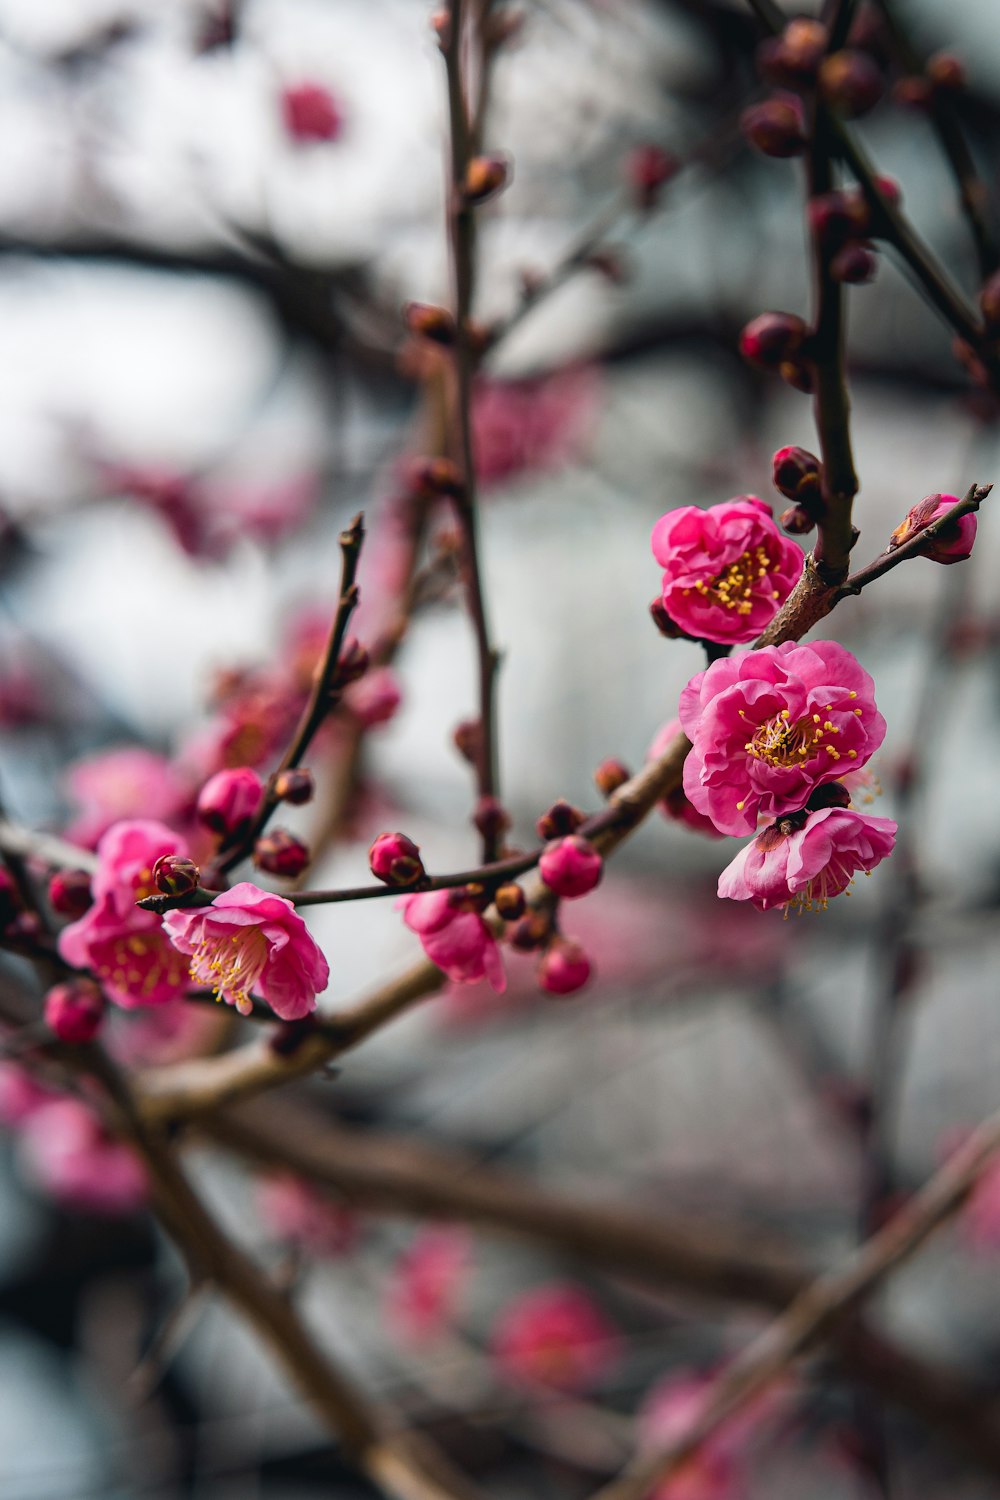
[188,925,269,1015]
[744,708,855,768]
[690,545,777,615]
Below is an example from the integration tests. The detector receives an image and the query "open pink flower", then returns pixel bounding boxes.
[648,719,724,838]
[652,497,802,644]
[890,492,976,564]
[718,806,897,913]
[58,820,193,1008]
[385,1226,471,1345]
[257,1174,360,1256]
[398,889,505,992]
[680,641,885,836]
[162,883,329,1020]
[65,747,191,849]
[492,1283,619,1394]
[18,1098,147,1216]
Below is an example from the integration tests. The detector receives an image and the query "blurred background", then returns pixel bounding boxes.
[1,0,1000,1495]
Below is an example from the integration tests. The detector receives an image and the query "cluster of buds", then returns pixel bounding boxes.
[772,445,822,533]
[745,17,885,163]
[894,51,966,110]
[808,181,900,285]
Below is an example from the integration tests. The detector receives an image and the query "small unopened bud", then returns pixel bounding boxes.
[335,636,369,686]
[829,243,878,284]
[44,979,105,1044]
[779,358,814,394]
[872,174,902,209]
[775,18,828,80]
[474,796,511,842]
[464,153,510,204]
[739,311,808,369]
[927,51,965,92]
[452,718,482,764]
[408,455,464,501]
[272,767,314,806]
[594,758,630,797]
[780,504,816,535]
[494,882,526,920]
[625,144,679,210]
[892,74,934,110]
[48,868,93,917]
[740,98,806,158]
[403,301,456,345]
[281,82,343,144]
[980,270,1000,332]
[369,831,425,887]
[509,911,550,951]
[448,882,490,914]
[772,445,822,503]
[538,937,592,996]
[539,836,603,899]
[197,767,265,837]
[254,830,310,879]
[819,49,884,117]
[152,854,201,896]
[807,189,869,245]
[535,799,584,840]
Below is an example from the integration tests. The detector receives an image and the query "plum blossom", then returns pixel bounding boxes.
[343,666,402,728]
[18,1099,147,1216]
[651,497,802,645]
[384,1227,470,1345]
[538,836,603,898]
[718,806,897,913]
[647,720,724,839]
[680,641,885,836]
[492,1283,619,1394]
[398,889,505,992]
[257,1174,360,1256]
[538,937,592,995]
[65,747,191,849]
[890,492,977,564]
[162,883,329,1020]
[197,767,265,837]
[58,821,193,1008]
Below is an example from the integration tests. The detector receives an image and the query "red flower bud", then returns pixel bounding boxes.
[473,796,511,843]
[369,831,425,887]
[538,937,592,995]
[539,836,603,899]
[926,51,965,92]
[452,718,482,764]
[494,882,526,920]
[892,74,934,110]
[740,98,806,158]
[48,868,93,917]
[780,504,816,535]
[44,980,105,1044]
[772,445,821,504]
[0,867,19,927]
[873,174,902,209]
[152,854,201,896]
[593,758,630,797]
[508,911,550,951]
[254,830,310,879]
[625,144,679,210]
[535,800,584,840]
[281,82,344,144]
[779,358,814,394]
[197,767,265,837]
[464,153,510,205]
[739,311,808,369]
[403,302,457,345]
[807,189,869,245]
[829,243,878,284]
[819,49,884,117]
[272,768,315,806]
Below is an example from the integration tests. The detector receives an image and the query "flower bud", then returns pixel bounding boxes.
[829,243,878,284]
[508,911,550,951]
[254,830,311,879]
[369,831,425,887]
[890,493,977,564]
[494,882,526,920]
[473,796,511,844]
[927,51,965,92]
[0,867,19,927]
[780,504,816,535]
[980,271,1000,332]
[740,98,806,158]
[44,980,104,1044]
[272,768,315,806]
[772,445,821,503]
[539,836,603,899]
[892,74,934,110]
[48,868,93,917]
[873,174,902,209]
[452,718,482,764]
[779,358,814,394]
[594,758,630,797]
[807,189,869,246]
[819,49,884,117]
[197,767,265,837]
[464,153,510,205]
[448,882,490,914]
[408,455,465,501]
[772,18,828,82]
[535,800,585,840]
[335,636,369,686]
[739,311,807,369]
[403,302,456,346]
[538,937,592,995]
[152,854,201,896]
[281,81,344,143]
[625,144,679,210]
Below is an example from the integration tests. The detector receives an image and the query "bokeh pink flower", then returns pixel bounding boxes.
[384,1227,470,1345]
[398,889,505,992]
[492,1282,619,1393]
[18,1098,147,1216]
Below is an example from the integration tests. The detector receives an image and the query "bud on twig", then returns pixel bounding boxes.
[739,311,808,370]
[48,867,93,917]
[335,637,369,687]
[153,854,201,897]
[369,831,425,887]
[273,768,315,806]
[463,153,510,205]
[535,800,584,840]
[594,758,630,797]
[819,49,884,118]
[255,830,311,879]
[740,98,806,158]
[494,883,526,920]
[625,144,679,210]
[403,302,457,346]
[474,796,511,843]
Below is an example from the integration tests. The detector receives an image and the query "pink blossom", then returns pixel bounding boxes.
[208,472,319,547]
[538,937,592,995]
[0,1063,56,1126]
[679,641,886,836]
[639,1374,738,1500]
[492,1283,619,1394]
[651,497,803,644]
[197,766,264,837]
[18,1099,147,1216]
[58,821,194,1008]
[538,836,603,899]
[398,889,505,992]
[890,492,977,564]
[385,1227,470,1345]
[343,666,403,728]
[647,720,724,839]
[44,980,105,1043]
[718,806,897,913]
[472,366,600,489]
[162,882,329,1019]
[65,746,191,849]
[257,1174,360,1256]
[281,81,344,143]
[369,831,425,886]
[101,463,212,558]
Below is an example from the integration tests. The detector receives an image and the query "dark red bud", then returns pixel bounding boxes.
[594,758,631,797]
[739,311,808,369]
[335,637,369,686]
[778,358,814,394]
[807,189,869,246]
[152,854,201,897]
[408,455,465,501]
[872,174,902,209]
[403,301,456,345]
[473,796,511,842]
[780,504,816,535]
[254,830,310,879]
[452,718,482,764]
[369,831,425,886]
[829,243,878,284]
[819,49,885,117]
[44,979,105,1044]
[494,882,526,920]
[448,881,490,914]
[535,799,584,840]
[892,74,934,110]
[0,867,19,927]
[272,768,315,806]
[772,444,822,503]
[740,98,806,158]
[508,911,551,951]
[48,868,93,917]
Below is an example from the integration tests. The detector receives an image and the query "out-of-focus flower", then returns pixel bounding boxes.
[257,1173,360,1256]
[718,807,897,913]
[343,666,402,728]
[889,493,977,564]
[538,836,603,899]
[398,889,505,991]
[679,642,885,836]
[65,747,191,849]
[0,1064,56,1126]
[471,366,600,489]
[651,498,802,645]
[647,720,723,839]
[18,1099,147,1216]
[492,1283,618,1393]
[538,937,592,995]
[58,821,193,1009]
[384,1227,470,1345]
[281,81,345,142]
[44,980,105,1043]
[48,868,93,917]
[254,829,311,879]
[639,1373,738,1500]
[162,882,329,1019]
